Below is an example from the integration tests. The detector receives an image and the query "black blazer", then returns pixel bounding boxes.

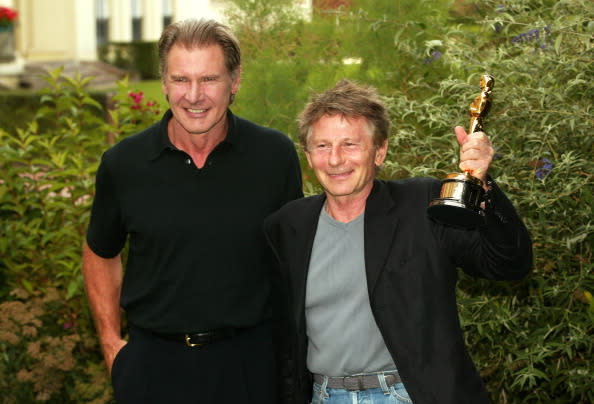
[264,178,532,404]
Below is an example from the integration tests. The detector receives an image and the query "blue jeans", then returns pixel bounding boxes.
[311,373,413,404]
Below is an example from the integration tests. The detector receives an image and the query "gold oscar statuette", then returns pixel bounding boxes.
[427,74,495,228]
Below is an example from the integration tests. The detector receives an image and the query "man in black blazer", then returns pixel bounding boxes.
[264,79,532,404]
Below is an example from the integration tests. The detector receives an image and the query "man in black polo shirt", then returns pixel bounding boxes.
[82,19,302,403]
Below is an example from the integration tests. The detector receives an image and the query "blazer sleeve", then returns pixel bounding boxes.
[439,179,533,280]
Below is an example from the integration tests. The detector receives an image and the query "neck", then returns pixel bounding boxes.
[168,119,227,168]
[324,194,368,223]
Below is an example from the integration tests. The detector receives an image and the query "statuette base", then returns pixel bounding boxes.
[427,172,485,228]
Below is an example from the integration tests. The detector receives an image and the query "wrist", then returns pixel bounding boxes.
[482,177,496,213]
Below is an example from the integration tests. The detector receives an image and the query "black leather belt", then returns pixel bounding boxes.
[154,327,244,347]
[313,372,402,391]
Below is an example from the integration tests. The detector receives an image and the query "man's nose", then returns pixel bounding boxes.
[328,145,344,166]
[185,82,203,103]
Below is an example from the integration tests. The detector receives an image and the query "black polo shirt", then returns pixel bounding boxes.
[86,109,303,333]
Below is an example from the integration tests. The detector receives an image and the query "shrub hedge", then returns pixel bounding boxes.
[98,41,160,80]
[0,71,162,402]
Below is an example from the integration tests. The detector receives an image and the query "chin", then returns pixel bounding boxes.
[326,188,355,198]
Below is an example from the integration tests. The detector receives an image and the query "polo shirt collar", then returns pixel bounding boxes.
[148,109,241,160]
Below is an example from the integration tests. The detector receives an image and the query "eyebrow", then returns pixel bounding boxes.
[169,73,221,80]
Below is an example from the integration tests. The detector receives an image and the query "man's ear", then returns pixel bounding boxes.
[305,151,314,169]
[232,66,242,94]
[374,139,389,166]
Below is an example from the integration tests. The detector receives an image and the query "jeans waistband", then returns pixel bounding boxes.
[313,371,401,391]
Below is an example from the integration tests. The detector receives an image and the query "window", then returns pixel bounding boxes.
[96,0,109,46]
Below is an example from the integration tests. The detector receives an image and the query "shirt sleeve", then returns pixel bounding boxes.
[85,154,127,258]
[283,140,304,203]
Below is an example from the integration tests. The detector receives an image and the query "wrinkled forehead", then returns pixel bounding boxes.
[307,114,374,142]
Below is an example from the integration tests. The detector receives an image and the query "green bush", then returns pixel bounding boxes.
[378,2,593,401]
[0,69,162,403]
[0,90,110,137]
[0,93,41,135]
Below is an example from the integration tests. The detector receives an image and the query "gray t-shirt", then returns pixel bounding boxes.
[305,207,396,376]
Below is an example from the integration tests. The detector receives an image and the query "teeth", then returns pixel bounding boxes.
[188,108,206,113]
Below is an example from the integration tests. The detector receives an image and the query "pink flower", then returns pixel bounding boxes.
[128,91,144,104]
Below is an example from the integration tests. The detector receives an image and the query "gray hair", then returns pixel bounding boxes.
[158,18,241,80]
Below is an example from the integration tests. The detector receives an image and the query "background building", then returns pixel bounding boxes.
[0,0,313,89]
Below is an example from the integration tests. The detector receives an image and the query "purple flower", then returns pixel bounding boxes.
[423,51,442,64]
[535,158,553,179]
[511,26,551,45]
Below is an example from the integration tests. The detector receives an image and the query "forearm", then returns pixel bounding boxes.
[446,179,532,280]
[463,181,532,279]
[82,242,126,369]
[483,181,532,276]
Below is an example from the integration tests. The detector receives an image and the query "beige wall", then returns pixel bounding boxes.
[17,0,76,61]
[4,0,311,64]
[12,0,226,62]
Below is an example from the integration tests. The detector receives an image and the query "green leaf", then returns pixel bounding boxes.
[21,278,34,293]
[554,33,563,55]
[66,279,80,300]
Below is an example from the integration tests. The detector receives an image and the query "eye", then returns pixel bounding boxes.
[342,142,360,151]
[309,143,330,153]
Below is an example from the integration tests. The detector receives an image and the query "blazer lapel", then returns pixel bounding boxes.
[364,180,400,296]
[285,194,326,329]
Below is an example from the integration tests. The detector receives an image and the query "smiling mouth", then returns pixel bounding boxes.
[187,108,207,114]
[328,171,351,178]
